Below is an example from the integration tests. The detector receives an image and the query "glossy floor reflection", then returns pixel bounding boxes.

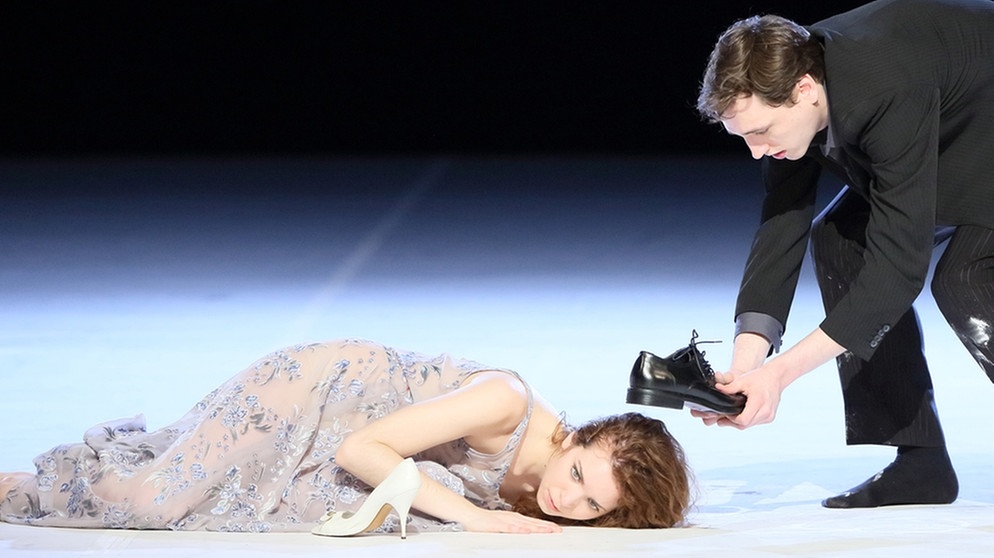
[1,157,991,557]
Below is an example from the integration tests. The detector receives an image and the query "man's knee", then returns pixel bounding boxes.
[809,215,831,261]
[930,265,968,316]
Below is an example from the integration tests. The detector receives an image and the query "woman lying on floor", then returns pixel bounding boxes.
[0,338,691,535]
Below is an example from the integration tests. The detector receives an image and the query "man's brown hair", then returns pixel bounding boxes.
[697,14,825,122]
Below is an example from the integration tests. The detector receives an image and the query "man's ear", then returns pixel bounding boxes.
[796,74,819,101]
[561,431,575,449]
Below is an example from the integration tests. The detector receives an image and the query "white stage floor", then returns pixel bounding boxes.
[1,157,991,556]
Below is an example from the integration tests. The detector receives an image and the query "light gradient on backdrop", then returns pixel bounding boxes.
[1,158,991,556]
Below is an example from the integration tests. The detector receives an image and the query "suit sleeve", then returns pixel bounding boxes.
[819,86,940,360]
[734,155,821,351]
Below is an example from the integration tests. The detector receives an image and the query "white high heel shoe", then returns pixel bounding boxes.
[312,458,422,539]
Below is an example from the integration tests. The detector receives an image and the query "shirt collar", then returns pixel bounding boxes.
[816,117,839,157]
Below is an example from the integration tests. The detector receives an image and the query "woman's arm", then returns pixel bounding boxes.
[334,372,561,533]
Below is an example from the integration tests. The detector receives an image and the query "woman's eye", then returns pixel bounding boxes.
[571,466,580,481]
[588,499,600,511]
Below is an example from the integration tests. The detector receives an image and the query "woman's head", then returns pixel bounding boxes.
[697,14,825,123]
[514,412,692,528]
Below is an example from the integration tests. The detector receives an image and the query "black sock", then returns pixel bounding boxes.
[822,446,959,509]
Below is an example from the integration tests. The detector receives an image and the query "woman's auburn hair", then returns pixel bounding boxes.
[697,14,825,122]
[512,412,692,529]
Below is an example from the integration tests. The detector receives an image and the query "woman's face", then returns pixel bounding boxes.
[536,435,621,521]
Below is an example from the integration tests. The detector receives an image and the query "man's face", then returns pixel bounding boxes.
[720,77,827,161]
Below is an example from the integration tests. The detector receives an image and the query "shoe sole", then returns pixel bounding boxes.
[626,387,744,415]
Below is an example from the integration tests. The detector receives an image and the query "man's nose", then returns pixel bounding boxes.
[746,141,767,160]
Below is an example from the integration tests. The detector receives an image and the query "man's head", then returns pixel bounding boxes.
[697,14,825,122]
[697,15,829,160]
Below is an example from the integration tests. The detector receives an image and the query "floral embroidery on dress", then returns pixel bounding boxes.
[1,340,533,532]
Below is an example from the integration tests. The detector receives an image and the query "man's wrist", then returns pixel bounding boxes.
[730,332,772,372]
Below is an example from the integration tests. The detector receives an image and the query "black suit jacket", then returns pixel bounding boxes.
[735,0,994,360]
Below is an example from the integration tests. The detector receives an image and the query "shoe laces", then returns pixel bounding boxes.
[688,329,720,381]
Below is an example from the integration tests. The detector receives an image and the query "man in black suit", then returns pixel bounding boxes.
[693,0,994,508]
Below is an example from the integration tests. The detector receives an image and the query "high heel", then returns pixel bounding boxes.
[311,458,422,539]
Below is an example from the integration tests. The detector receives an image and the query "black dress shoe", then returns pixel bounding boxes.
[626,330,746,415]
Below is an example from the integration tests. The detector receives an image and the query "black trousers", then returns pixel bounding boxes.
[810,187,994,447]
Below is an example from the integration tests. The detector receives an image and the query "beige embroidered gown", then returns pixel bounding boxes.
[0,339,533,533]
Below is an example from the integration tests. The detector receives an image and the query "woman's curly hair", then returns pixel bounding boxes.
[513,412,692,528]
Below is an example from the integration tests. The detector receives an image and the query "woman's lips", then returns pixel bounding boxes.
[546,492,559,513]
[771,150,787,159]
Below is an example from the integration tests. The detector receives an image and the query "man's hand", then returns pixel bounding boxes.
[692,327,845,429]
[691,364,785,428]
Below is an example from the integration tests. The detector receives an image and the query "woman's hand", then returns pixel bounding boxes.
[460,508,563,534]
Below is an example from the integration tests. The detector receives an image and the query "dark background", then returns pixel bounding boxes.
[1,1,869,157]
